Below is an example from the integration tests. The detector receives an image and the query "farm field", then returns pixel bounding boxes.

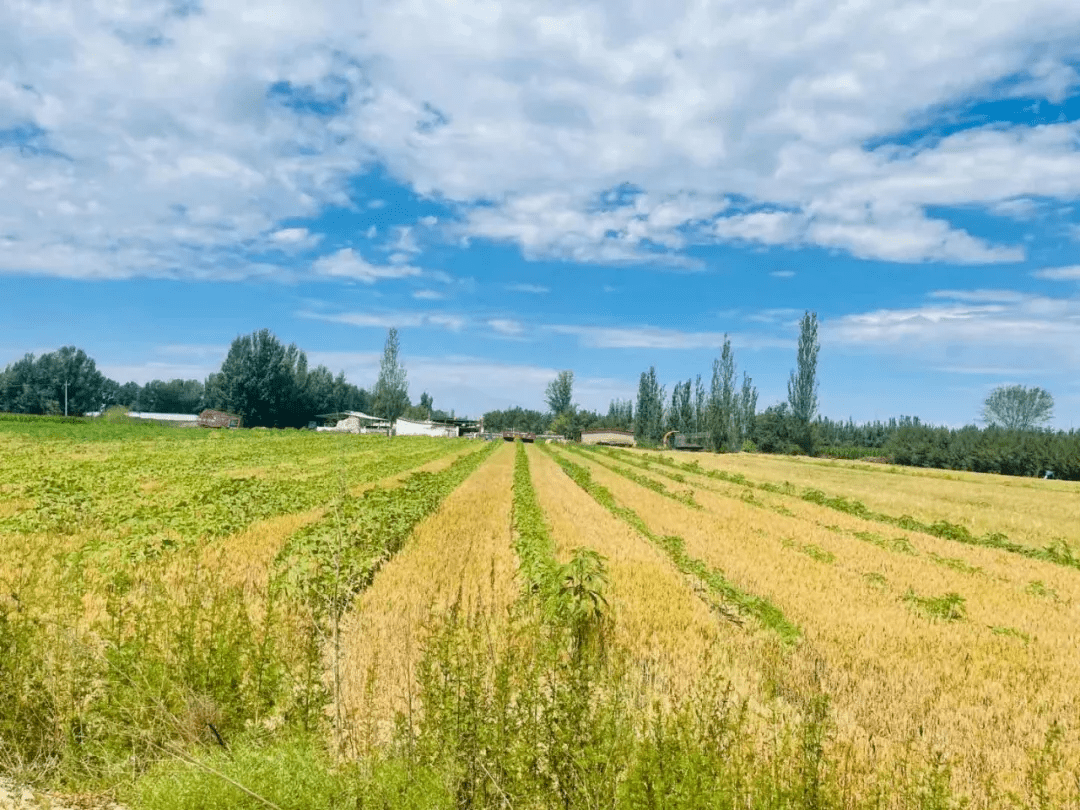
[2,418,1080,809]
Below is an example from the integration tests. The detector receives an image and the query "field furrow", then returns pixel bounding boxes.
[561,446,1080,802]
[527,445,740,700]
[662,450,1080,554]
[338,442,517,751]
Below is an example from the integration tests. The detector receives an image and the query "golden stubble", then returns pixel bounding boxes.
[338,443,518,753]
[670,450,1080,554]
[600,451,1080,606]
[570,450,1080,805]
[527,445,752,706]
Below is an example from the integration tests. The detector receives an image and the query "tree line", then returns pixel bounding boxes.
[0,328,435,429]
[4,317,1072,480]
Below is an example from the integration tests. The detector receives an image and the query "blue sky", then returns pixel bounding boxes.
[2,0,1080,427]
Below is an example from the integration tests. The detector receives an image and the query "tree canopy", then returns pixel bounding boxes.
[545,370,574,415]
[0,347,107,416]
[982,385,1054,431]
[373,328,410,425]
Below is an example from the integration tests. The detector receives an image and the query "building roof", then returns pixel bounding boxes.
[317,411,389,423]
[127,412,199,421]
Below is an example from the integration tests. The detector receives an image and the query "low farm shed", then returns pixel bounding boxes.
[581,429,635,447]
[198,409,242,429]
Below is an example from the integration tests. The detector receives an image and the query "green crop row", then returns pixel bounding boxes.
[565,443,700,508]
[541,445,800,644]
[272,440,498,618]
[603,448,1080,572]
[511,442,560,596]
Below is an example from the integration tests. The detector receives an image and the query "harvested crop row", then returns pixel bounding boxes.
[669,449,1080,556]
[526,445,752,702]
[338,442,517,752]
[588,446,1080,600]
[607,447,1080,572]
[542,444,800,643]
[566,447,1080,804]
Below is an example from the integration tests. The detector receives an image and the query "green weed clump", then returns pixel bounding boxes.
[904,590,967,621]
[781,537,837,565]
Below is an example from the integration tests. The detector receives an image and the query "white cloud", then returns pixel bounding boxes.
[1033,265,1080,280]
[769,269,795,278]
[487,318,525,337]
[824,289,1080,373]
[299,308,467,332]
[311,248,421,282]
[505,283,550,294]
[270,227,318,245]
[412,288,444,300]
[3,0,1080,278]
[548,324,790,350]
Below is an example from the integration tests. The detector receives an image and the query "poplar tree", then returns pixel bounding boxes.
[787,311,820,453]
[635,367,664,445]
[374,328,409,430]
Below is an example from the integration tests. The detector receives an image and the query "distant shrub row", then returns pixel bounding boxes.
[883,424,1080,481]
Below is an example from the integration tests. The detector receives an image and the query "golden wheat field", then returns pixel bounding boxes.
[2,419,1080,808]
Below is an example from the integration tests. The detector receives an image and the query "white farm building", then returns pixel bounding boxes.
[316,411,391,434]
[394,417,459,438]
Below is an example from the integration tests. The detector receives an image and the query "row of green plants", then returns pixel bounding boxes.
[0,439,493,789]
[510,441,560,593]
[1,430,466,557]
[541,444,801,644]
[563,442,701,508]
[607,448,1080,572]
[582,448,990,629]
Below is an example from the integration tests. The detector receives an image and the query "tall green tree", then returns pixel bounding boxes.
[208,329,309,427]
[373,327,410,429]
[738,372,758,446]
[693,374,705,433]
[707,336,737,452]
[634,367,664,445]
[982,385,1054,430]
[605,398,633,431]
[545,370,574,416]
[0,347,107,415]
[787,311,820,423]
[787,311,820,453]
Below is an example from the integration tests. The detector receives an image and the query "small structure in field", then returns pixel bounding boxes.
[126,411,200,427]
[316,411,390,434]
[580,429,635,447]
[396,417,460,438]
[197,409,242,429]
[502,431,536,443]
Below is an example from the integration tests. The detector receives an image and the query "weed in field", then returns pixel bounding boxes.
[903,590,966,621]
[927,553,982,576]
[1025,580,1058,601]
[863,572,888,589]
[781,538,836,565]
[990,626,1031,643]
